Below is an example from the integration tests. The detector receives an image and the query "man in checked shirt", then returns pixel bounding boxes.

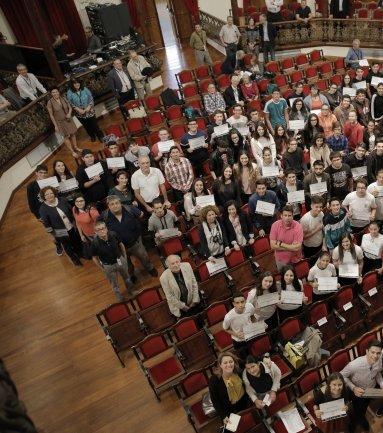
[340,339,383,431]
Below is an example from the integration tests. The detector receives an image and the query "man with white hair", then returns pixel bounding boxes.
[160,255,200,317]
[131,155,171,213]
[345,39,364,69]
[15,63,47,104]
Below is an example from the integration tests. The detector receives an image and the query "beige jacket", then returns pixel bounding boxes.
[160,262,200,317]
[127,56,151,89]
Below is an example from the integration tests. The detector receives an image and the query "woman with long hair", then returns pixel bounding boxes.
[108,170,136,206]
[47,87,81,158]
[72,193,99,242]
[313,372,353,433]
[256,147,283,192]
[183,178,210,224]
[303,113,324,150]
[308,251,339,301]
[246,272,279,329]
[274,124,289,157]
[233,150,258,203]
[228,128,247,162]
[250,121,276,159]
[209,352,250,425]
[332,233,364,285]
[223,200,254,252]
[53,159,79,203]
[212,165,241,208]
[310,133,331,167]
[289,98,309,122]
[67,78,103,142]
[363,119,379,151]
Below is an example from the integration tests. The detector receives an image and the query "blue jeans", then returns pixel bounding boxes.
[263,41,275,63]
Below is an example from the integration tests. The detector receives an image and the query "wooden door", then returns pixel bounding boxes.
[168,0,194,43]
[138,0,164,47]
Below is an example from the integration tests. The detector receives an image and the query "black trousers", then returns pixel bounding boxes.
[56,229,82,262]
[78,116,103,141]
[172,188,185,203]
[351,395,371,423]
[363,256,382,274]
[117,89,135,119]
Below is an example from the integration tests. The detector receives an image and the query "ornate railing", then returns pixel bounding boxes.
[0,45,159,172]
[199,10,226,41]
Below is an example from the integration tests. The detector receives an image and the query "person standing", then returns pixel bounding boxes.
[258,14,277,64]
[164,146,194,202]
[47,87,81,158]
[325,151,353,201]
[107,59,135,119]
[361,221,383,273]
[340,339,383,431]
[127,50,152,100]
[323,197,352,252]
[329,0,350,18]
[15,63,47,104]
[300,196,324,259]
[67,78,104,142]
[367,169,383,225]
[189,23,213,66]
[343,111,364,151]
[265,0,283,22]
[264,89,289,131]
[367,139,383,183]
[102,195,158,278]
[219,16,241,69]
[180,118,209,177]
[270,206,304,271]
[160,254,200,318]
[303,160,331,208]
[85,26,102,52]
[91,220,133,301]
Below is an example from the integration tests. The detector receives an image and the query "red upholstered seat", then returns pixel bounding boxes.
[271,354,290,376]
[272,418,306,433]
[144,95,162,111]
[214,329,232,350]
[251,236,271,255]
[148,356,184,386]
[327,348,351,373]
[194,65,211,80]
[177,69,195,85]
[173,317,199,341]
[190,401,209,424]
[266,390,290,416]
[181,371,208,396]
[136,287,162,310]
[104,302,130,325]
[356,331,376,356]
[295,368,321,394]
[226,249,245,268]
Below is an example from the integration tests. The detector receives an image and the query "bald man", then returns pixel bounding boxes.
[160,255,200,317]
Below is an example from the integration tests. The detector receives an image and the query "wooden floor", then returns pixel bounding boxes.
[0,44,222,433]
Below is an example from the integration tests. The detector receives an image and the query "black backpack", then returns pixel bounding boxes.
[160,88,183,107]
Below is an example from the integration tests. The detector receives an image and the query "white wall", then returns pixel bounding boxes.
[0,8,16,44]
[198,0,232,22]
[74,0,122,28]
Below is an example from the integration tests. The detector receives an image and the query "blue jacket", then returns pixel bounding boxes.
[67,87,94,110]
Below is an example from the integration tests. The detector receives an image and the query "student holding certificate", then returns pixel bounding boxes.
[180,119,209,177]
[212,165,241,208]
[233,151,258,203]
[366,63,383,99]
[367,139,383,184]
[53,160,79,203]
[276,169,304,219]
[250,121,276,160]
[303,160,331,208]
[309,133,331,168]
[332,233,364,285]
[323,197,352,252]
[108,170,136,207]
[151,128,182,172]
[352,89,370,127]
[183,178,210,224]
[148,198,180,246]
[256,147,283,193]
[343,111,364,151]
[308,251,338,300]
[361,222,383,273]
[300,196,325,259]
[313,373,352,433]
[224,200,254,253]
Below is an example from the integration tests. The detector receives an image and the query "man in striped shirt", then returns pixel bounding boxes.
[164,146,194,202]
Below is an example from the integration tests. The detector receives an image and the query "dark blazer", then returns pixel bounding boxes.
[224,213,253,246]
[198,219,230,259]
[223,85,245,107]
[39,198,74,237]
[330,0,350,16]
[208,375,249,420]
[277,180,304,208]
[27,180,42,219]
[259,22,277,44]
[107,68,135,96]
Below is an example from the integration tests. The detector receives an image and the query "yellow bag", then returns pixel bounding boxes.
[285,342,306,369]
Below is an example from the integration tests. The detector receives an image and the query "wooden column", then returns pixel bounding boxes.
[170,0,194,43]
[231,0,240,24]
[23,0,64,82]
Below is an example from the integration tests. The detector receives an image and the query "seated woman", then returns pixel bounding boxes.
[209,352,250,426]
[109,170,137,206]
[240,74,259,102]
[242,355,281,409]
[184,178,210,224]
[224,200,255,252]
[303,113,324,150]
[332,233,364,286]
[310,133,331,167]
[277,265,308,322]
[233,150,258,203]
[72,193,99,242]
[308,251,339,301]
[212,165,241,208]
[228,128,247,163]
[361,221,383,274]
[341,74,353,92]
[250,121,276,159]
[198,205,231,261]
[256,147,283,193]
[313,372,352,433]
[247,271,279,330]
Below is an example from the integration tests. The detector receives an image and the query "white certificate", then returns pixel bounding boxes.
[353,80,367,90]
[206,257,227,275]
[243,321,266,341]
[58,178,79,193]
[288,120,305,131]
[319,398,347,421]
[262,165,280,177]
[362,388,383,398]
[371,76,383,87]
[213,123,229,137]
[359,59,369,67]
[310,109,321,116]
[257,292,280,308]
[237,126,250,137]
[317,277,338,292]
[281,291,303,305]
[343,87,356,98]
[195,194,215,208]
[226,413,241,432]
[188,136,205,150]
[158,139,175,153]
[255,200,275,216]
[339,263,359,278]
[263,393,272,406]
[351,166,367,179]
[317,317,328,327]
[287,190,305,204]
[158,228,179,239]
[310,181,328,194]
[85,162,104,179]
[106,157,125,169]
[37,176,59,189]
[279,408,306,433]
[363,242,381,258]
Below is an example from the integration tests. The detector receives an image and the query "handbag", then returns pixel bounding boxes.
[284,342,306,369]
[202,392,216,417]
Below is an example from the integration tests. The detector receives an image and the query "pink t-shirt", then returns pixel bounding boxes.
[269,219,304,264]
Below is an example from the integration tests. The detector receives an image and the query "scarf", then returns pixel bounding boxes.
[202,221,224,257]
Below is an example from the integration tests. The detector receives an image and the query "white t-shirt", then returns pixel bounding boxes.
[300,211,324,247]
[361,233,383,260]
[332,245,364,265]
[308,262,337,294]
[227,115,248,128]
[246,288,277,321]
[251,136,276,159]
[131,167,165,203]
[223,303,256,342]
[277,279,303,311]
[367,182,383,221]
[342,191,376,228]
